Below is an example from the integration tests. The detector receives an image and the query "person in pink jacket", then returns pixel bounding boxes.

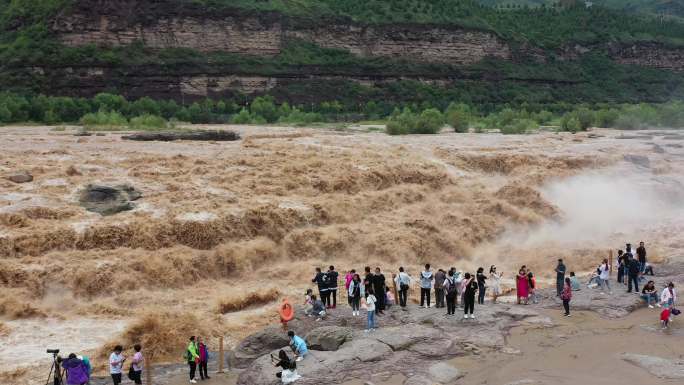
[345,269,355,307]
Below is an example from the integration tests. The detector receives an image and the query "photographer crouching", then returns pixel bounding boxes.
[58,353,90,385]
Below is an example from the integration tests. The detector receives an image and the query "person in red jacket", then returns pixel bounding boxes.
[197,336,210,380]
[561,277,572,317]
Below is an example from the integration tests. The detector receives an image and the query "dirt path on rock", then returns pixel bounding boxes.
[451,307,683,385]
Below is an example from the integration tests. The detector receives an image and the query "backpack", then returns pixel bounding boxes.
[446,278,457,296]
[127,365,135,381]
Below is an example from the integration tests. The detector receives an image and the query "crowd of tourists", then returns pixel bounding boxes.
[61,240,679,385]
[300,242,678,330]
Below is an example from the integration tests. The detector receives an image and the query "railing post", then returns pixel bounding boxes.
[218,336,224,373]
[609,249,613,275]
[145,354,152,385]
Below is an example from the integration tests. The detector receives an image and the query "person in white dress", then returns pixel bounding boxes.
[489,265,503,303]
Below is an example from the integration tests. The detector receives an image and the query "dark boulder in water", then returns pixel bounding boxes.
[6,171,33,184]
[78,184,142,215]
[122,130,241,142]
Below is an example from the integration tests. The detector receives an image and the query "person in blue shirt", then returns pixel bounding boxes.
[287,331,308,362]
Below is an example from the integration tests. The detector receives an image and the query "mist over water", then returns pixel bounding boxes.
[487,161,684,258]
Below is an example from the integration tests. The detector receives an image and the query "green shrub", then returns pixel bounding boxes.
[656,101,684,127]
[231,108,253,124]
[128,114,169,130]
[612,115,641,130]
[595,108,620,128]
[560,114,582,132]
[574,108,595,130]
[532,110,554,125]
[80,110,128,129]
[386,107,415,135]
[230,108,267,124]
[250,96,278,123]
[445,103,470,133]
[500,119,536,135]
[278,108,323,124]
[415,108,444,134]
[386,108,443,135]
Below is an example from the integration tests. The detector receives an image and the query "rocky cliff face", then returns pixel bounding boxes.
[610,43,684,72]
[23,0,682,101]
[52,0,510,65]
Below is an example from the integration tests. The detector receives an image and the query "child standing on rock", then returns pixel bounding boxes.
[366,288,377,331]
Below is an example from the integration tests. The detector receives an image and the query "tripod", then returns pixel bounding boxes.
[45,351,64,385]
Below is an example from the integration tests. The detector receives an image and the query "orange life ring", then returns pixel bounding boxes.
[279,299,294,322]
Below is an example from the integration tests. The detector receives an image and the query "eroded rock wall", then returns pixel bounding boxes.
[52,0,511,64]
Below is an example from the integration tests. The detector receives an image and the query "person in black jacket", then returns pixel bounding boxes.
[616,249,625,283]
[463,273,478,319]
[372,267,386,315]
[476,267,487,305]
[311,267,329,308]
[363,266,373,298]
[327,265,339,309]
[627,254,640,293]
[636,241,647,275]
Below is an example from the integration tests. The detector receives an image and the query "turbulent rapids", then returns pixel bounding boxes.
[1,125,684,384]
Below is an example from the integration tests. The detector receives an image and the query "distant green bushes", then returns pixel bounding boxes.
[2,91,684,135]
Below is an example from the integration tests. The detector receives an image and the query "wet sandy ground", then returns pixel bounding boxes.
[452,307,683,385]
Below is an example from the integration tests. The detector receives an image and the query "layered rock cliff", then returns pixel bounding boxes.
[52,0,511,65]
[8,0,684,101]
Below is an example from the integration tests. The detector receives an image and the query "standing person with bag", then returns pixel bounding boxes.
[420,264,434,308]
[186,336,200,384]
[129,344,143,385]
[444,270,458,316]
[395,267,412,308]
[197,337,210,381]
[463,273,478,319]
[327,266,339,309]
[434,269,446,308]
[476,267,487,305]
[561,277,572,317]
[311,267,329,308]
[348,273,363,316]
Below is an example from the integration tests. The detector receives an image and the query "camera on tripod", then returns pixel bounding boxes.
[45,348,63,385]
